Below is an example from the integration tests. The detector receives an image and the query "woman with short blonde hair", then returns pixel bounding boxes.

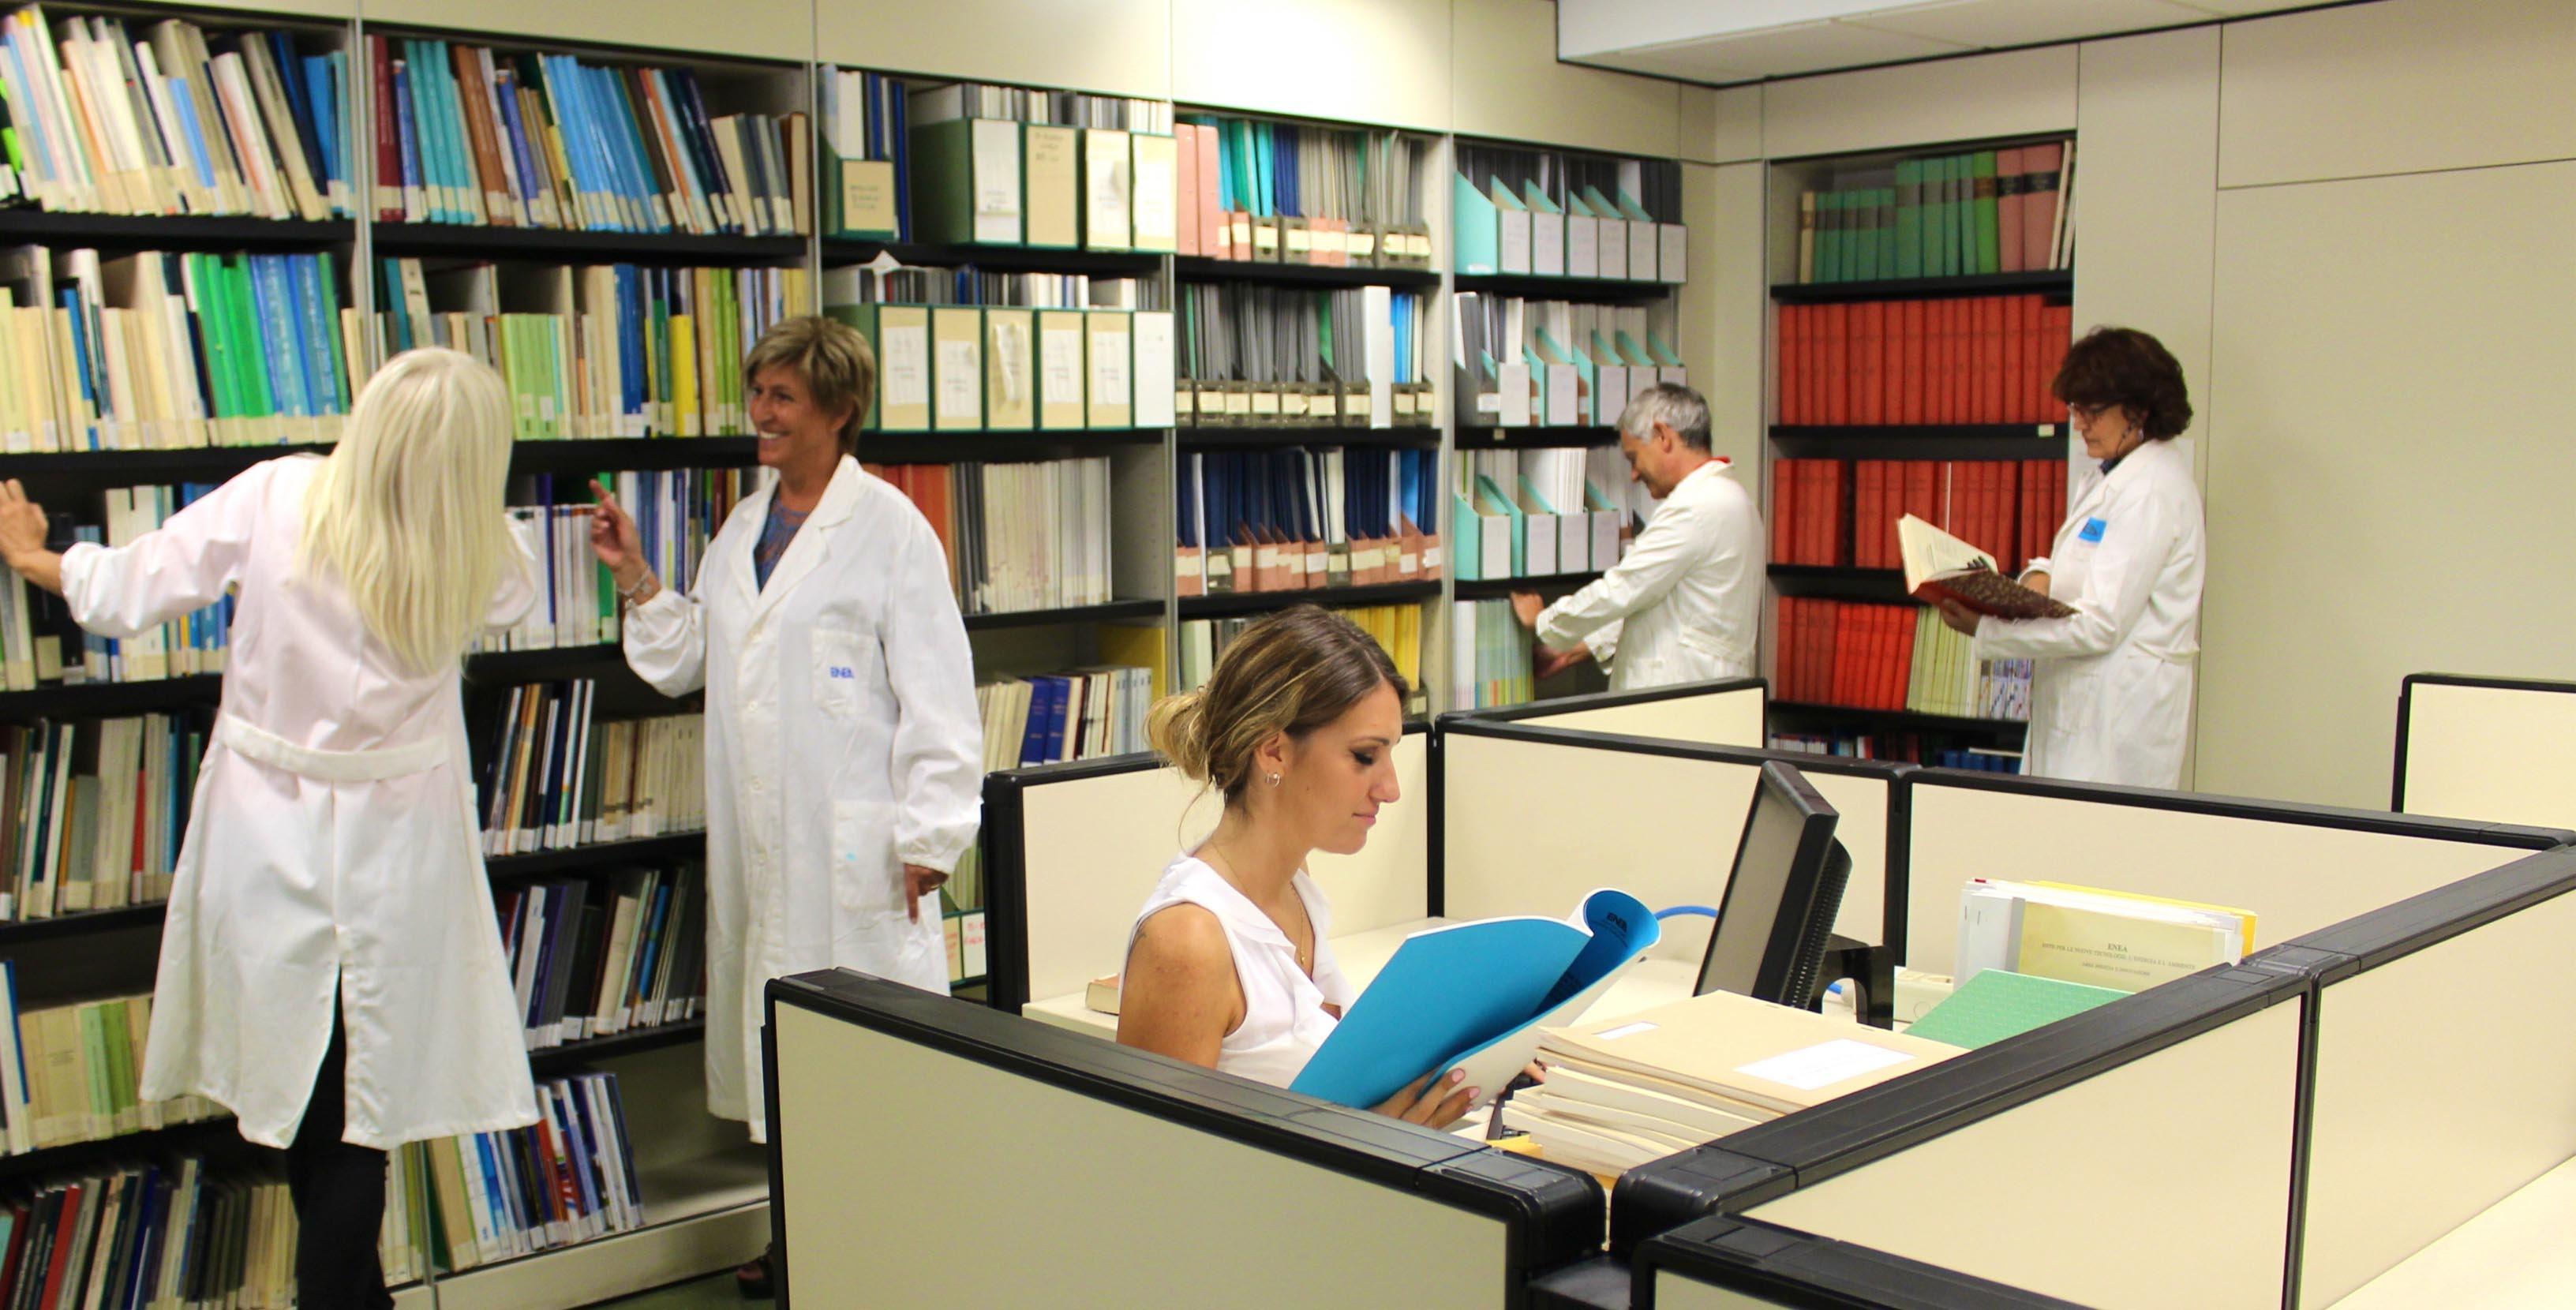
[0,347,544,1310]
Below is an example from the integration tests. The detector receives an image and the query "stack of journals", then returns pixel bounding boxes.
[1775,458,2064,575]
[1773,597,2032,723]
[1452,446,1631,582]
[5,1157,298,1307]
[818,66,909,240]
[825,292,1172,432]
[1,714,201,921]
[1455,293,1684,429]
[0,11,351,219]
[1454,145,1684,283]
[1794,140,2074,283]
[1500,990,1960,1177]
[376,258,809,439]
[1179,603,1424,700]
[499,865,706,1051]
[476,686,706,855]
[868,458,1115,617]
[1177,117,1430,266]
[908,82,1172,252]
[370,37,807,235]
[0,976,222,1155]
[389,1071,645,1275]
[1777,296,2069,425]
[1176,447,1441,598]
[482,468,766,654]
[1177,282,1432,428]
[0,246,357,451]
[1957,880,2256,994]
[975,664,1155,772]
[1449,597,1535,711]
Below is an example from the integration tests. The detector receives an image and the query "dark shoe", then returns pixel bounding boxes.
[734,1247,774,1301]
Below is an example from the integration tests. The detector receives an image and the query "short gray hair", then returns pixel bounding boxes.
[1619,384,1711,453]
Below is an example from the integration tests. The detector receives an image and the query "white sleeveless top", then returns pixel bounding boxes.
[1126,854,1356,1088]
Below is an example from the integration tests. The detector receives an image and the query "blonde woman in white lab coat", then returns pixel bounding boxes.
[0,350,541,1310]
[1938,327,2206,789]
[586,316,982,1294]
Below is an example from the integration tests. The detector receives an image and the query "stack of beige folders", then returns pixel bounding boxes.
[1500,990,1964,1177]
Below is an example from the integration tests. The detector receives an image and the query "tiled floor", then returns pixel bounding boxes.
[590,1273,764,1308]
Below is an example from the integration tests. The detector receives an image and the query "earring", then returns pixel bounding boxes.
[1267,772,1282,788]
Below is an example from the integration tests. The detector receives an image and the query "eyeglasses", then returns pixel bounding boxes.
[2068,402,2112,424]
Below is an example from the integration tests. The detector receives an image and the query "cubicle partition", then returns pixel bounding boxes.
[2393,672,2576,827]
[1458,677,1769,750]
[980,725,1431,1017]
[1635,1215,2084,1309]
[1898,769,2570,979]
[766,969,1603,1310]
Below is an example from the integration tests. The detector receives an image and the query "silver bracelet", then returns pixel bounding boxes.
[618,572,657,603]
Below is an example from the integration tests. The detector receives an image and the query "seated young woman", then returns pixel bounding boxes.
[1115,605,1474,1128]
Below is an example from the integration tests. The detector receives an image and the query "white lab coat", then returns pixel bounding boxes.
[1537,460,1764,691]
[621,457,981,1142]
[59,455,540,1150]
[1975,437,2204,788]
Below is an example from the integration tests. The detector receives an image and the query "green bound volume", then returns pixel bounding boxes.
[1905,969,2125,1050]
[1972,150,2001,275]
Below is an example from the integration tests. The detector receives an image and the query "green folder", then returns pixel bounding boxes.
[1972,151,2001,275]
[1906,970,2126,1050]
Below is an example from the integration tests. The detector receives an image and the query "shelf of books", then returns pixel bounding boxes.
[1761,133,2076,769]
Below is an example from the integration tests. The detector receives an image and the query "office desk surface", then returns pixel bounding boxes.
[1020,918,1704,1044]
[2331,1154,2576,1308]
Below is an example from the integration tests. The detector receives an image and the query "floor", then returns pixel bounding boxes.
[591,1272,764,1308]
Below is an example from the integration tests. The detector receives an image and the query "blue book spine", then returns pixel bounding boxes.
[618,264,644,425]
[401,42,441,219]
[57,291,98,449]
[300,54,340,214]
[603,69,665,232]
[432,41,475,223]
[568,59,623,230]
[1017,679,1054,766]
[284,255,335,417]
[391,61,421,217]
[249,255,313,420]
[0,32,59,195]
[418,40,461,222]
[167,74,219,194]
[546,55,608,230]
[493,64,544,221]
[271,33,327,196]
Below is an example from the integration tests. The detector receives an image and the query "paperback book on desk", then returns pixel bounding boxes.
[1289,889,1658,1112]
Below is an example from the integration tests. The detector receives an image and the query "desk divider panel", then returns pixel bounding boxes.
[2271,845,2576,1308]
[1618,964,2311,1309]
[766,970,1601,1310]
[1639,1215,2086,1310]
[1436,720,1904,959]
[2394,674,2576,828]
[987,728,1430,1011]
[1901,770,2570,978]
[1488,678,1772,750]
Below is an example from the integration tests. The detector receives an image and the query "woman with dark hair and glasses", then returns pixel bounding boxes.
[1938,326,2204,788]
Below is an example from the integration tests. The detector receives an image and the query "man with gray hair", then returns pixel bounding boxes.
[1511,384,1763,689]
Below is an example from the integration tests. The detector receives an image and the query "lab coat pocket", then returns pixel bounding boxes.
[829,799,903,917]
[812,627,867,721]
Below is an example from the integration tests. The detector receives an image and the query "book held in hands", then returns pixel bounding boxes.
[1899,514,2073,620]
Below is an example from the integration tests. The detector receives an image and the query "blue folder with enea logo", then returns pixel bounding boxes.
[1290,889,1660,1112]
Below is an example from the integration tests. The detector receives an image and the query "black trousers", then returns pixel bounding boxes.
[286,1005,395,1310]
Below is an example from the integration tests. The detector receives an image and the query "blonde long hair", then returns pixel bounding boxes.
[298,348,518,672]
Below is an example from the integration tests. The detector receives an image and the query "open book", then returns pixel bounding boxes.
[1288,889,1659,1113]
[1898,515,2073,619]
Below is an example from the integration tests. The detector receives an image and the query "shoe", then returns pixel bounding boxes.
[734,1247,774,1301]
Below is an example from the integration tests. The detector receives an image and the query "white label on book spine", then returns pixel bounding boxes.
[936,340,980,421]
[1043,328,1083,405]
[1735,1039,1912,1091]
[1091,332,1129,403]
[882,327,930,409]
[994,320,1031,405]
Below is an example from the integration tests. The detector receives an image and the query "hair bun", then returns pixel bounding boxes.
[1147,690,1210,781]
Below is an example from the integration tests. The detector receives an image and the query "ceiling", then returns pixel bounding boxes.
[1556,0,2348,84]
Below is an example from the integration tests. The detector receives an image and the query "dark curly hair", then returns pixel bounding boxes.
[2053,327,2192,441]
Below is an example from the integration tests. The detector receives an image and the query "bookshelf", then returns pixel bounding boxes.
[1762,133,2077,763]
[0,9,1715,1304]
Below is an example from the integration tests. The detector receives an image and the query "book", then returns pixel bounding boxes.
[1287,889,1658,1112]
[1536,988,1961,1119]
[1085,973,1121,1016]
[1900,968,2125,1049]
[1899,514,2072,619]
[1956,879,2256,994]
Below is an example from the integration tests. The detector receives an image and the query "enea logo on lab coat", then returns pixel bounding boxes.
[2078,518,2107,544]
[827,666,856,679]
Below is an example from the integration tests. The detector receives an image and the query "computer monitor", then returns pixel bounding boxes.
[1696,760,1852,1009]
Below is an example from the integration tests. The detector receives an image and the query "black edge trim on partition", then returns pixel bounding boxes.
[1635,1216,2087,1310]
[1525,1256,1631,1310]
[1426,724,1445,920]
[1908,765,2575,851]
[766,969,1602,1308]
[2391,672,2576,813]
[762,1011,790,1310]
[1437,713,1911,788]
[1882,775,1913,971]
[1612,964,2308,1252]
[1440,676,1769,728]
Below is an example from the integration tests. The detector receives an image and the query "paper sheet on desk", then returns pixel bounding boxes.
[1290,889,1658,1112]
